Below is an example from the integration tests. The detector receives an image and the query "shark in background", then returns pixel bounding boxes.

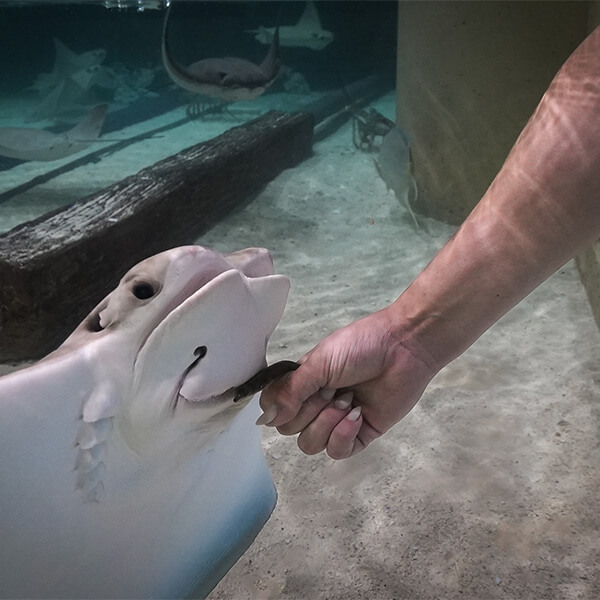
[247,0,334,51]
[0,245,289,599]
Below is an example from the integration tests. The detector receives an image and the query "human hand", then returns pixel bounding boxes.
[258,306,439,459]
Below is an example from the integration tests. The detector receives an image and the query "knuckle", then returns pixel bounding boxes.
[274,397,302,422]
[326,445,351,460]
[260,390,300,425]
[297,433,325,456]
[276,422,302,436]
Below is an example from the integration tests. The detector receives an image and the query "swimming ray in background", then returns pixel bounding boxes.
[28,65,116,122]
[162,4,281,102]
[29,38,107,96]
[0,104,107,161]
[247,0,333,50]
[27,39,113,121]
[375,125,420,230]
[0,245,289,599]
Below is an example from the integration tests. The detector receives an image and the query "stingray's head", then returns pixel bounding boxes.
[66,246,289,450]
[309,30,334,50]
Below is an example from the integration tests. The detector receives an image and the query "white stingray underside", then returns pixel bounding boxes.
[0,246,288,599]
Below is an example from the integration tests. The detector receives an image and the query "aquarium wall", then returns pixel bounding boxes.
[576,1,600,331]
[395,1,589,224]
[394,1,600,333]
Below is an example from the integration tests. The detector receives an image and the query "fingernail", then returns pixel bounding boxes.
[320,388,336,401]
[334,392,353,410]
[255,405,278,426]
[346,406,362,422]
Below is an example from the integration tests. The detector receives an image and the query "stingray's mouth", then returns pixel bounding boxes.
[176,388,238,409]
[172,344,258,409]
[178,359,300,411]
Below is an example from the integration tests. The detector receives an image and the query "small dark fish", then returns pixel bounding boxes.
[232,360,299,402]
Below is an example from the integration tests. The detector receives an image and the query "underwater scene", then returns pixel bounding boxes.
[1,1,600,599]
[0,0,396,230]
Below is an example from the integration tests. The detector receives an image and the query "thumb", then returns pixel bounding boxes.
[258,354,334,427]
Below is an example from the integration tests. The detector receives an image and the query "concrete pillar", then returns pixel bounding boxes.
[395,1,589,224]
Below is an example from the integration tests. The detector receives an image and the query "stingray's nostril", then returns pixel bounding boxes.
[194,346,207,358]
[86,312,104,333]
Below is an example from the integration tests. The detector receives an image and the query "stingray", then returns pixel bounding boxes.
[30,38,107,96]
[28,64,116,122]
[162,5,281,102]
[247,0,333,51]
[0,245,289,599]
[0,104,107,161]
[28,39,111,121]
[376,125,420,230]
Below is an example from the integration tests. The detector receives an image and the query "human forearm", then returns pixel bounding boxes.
[259,27,600,459]
[389,26,600,370]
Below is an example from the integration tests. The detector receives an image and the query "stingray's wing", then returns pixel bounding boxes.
[66,103,108,142]
[0,355,100,597]
[0,126,64,160]
[54,37,106,74]
[297,0,322,30]
[0,356,95,497]
[0,105,106,161]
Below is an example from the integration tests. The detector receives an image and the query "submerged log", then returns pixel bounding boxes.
[0,110,314,361]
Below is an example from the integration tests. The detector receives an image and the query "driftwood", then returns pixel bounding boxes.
[0,110,313,361]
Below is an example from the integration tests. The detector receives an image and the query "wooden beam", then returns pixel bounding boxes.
[0,110,313,361]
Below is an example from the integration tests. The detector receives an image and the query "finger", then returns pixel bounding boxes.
[259,361,330,427]
[296,403,352,455]
[325,406,364,460]
[276,391,332,435]
[276,389,348,435]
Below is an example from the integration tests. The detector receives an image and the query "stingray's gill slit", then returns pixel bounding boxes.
[172,345,208,409]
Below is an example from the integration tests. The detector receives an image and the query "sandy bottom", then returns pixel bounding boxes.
[2,91,600,599]
[199,95,600,599]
